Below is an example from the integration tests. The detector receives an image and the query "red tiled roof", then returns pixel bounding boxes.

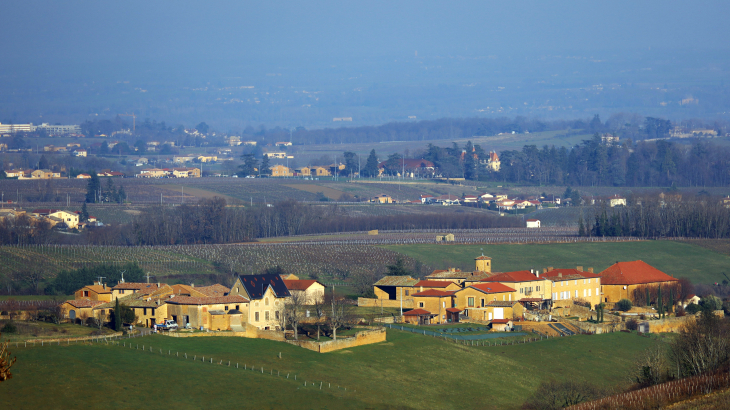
[475,255,492,260]
[518,298,546,302]
[403,308,432,316]
[481,270,538,283]
[600,261,678,285]
[165,295,249,305]
[466,283,516,294]
[283,280,322,291]
[445,307,462,313]
[526,219,540,222]
[414,280,456,288]
[491,319,511,324]
[412,289,456,297]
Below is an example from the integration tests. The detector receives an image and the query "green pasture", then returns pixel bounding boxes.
[385,240,730,284]
[2,329,659,409]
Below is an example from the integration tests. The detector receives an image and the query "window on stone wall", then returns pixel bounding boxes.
[265,311,270,321]
[265,298,269,306]
[255,312,259,322]
[468,297,474,307]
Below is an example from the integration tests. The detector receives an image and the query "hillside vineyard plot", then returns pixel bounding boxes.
[0,243,419,281]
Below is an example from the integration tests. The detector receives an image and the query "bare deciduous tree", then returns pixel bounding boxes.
[310,290,326,341]
[284,291,306,340]
[327,296,353,341]
[0,332,17,382]
[632,345,668,387]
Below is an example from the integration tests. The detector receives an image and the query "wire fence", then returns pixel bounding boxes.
[6,330,355,394]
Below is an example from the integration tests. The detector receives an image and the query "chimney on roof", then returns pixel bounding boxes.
[558,273,562,278]
[157,282,160,287]
[548,267,553,272]
[191,283,194,287]
[542,268,547,274]
[103,284,106,290]
[587,267,594,273]
[577,266,583,271]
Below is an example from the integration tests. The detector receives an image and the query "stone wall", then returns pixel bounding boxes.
[358,298,414,309]
[646,315,696,333]
[168,331,247,338]
[286,328,386,353]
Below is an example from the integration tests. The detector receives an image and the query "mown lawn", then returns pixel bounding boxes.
[385,241,730,284]
[2,330,660,409]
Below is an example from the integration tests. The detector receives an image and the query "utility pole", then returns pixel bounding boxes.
[145,272,152,283]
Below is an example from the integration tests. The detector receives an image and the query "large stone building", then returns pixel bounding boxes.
[599,260,678,304]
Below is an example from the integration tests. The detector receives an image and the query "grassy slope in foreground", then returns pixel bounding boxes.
[4,331,659,410]
[385,241,730,284]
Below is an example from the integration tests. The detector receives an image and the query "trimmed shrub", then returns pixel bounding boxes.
[1,321,17,333]
[626,319,639,331]
[616,299,633,312]
[685,303,701,315]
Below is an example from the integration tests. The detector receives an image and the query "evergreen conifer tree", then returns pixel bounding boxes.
[114,298,121,331]
[363,149,379,178]
[260,153,271,176]
[578,215,586,237]
[80,202,89,222]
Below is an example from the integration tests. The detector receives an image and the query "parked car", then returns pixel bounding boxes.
[156,320,178,331]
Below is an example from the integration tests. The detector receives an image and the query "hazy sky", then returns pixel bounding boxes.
[2,1,730,127]
[4,0,729,66]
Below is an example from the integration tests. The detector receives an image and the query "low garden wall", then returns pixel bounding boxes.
[24,331,124,344]
[168,331,247,338]
[286,328,386,353]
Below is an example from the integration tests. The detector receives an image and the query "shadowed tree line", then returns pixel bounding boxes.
[580,199,730,238]
[498,136,730,187]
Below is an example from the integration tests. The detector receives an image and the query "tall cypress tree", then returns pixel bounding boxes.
[363,149,379,178]
[657,285,663,318]
[578,215,586,237]
[668,288,674,314]
[646,287,651,307]
[114,298,121,331]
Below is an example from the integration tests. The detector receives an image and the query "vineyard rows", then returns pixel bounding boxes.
[568,371,730,410]
[0,243,417,281]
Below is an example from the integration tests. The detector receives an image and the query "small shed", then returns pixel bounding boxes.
[490,318,513,332]
[526,219,541,228]
[445,307,462,323]
[436,233,455,242]
[368,230,379,235]
[403,308,434,325]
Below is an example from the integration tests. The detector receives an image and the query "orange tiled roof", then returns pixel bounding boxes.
[412,289,456,297]
[195,284,230,297]
[165,295,249,305]
[82,285,111,294]
[466,283,516,294]
[600,261,678,285]
[283,280,321,291]
[481,270,538,283]
[65,299,105,308]
[541,269,601,281]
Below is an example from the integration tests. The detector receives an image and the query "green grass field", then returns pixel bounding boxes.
[2,330,660,409]
[385,241,730,284]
